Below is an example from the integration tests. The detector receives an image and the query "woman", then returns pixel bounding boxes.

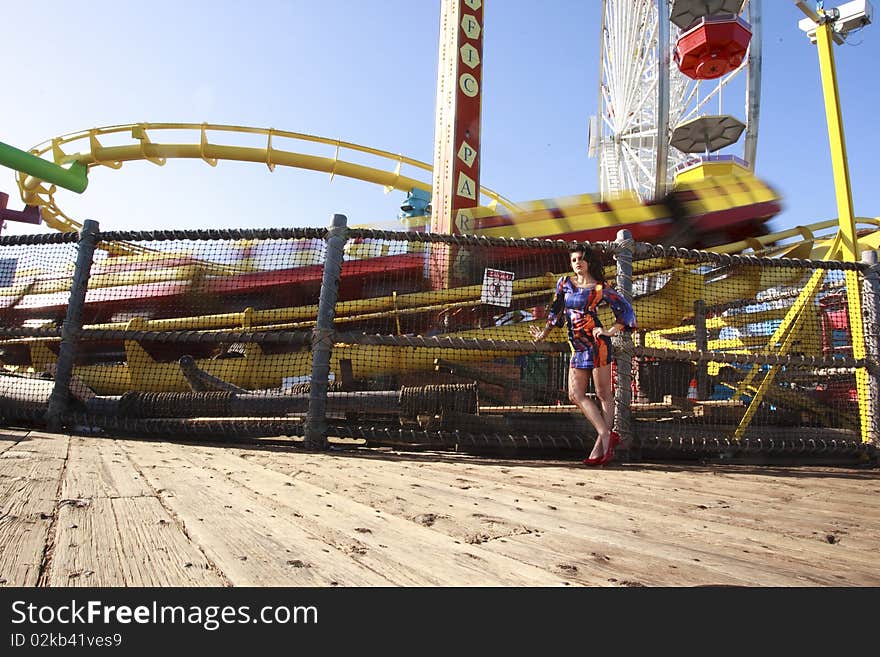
[530,244,637,465]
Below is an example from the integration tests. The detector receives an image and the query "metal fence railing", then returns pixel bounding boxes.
[0,214,876,463]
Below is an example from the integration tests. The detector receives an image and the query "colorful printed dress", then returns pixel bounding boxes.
[545,276,637,369]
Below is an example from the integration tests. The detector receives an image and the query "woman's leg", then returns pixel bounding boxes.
[592,363,614,430]
[568,366,609,459]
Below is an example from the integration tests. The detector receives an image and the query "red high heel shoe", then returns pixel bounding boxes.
[596,431,622,465]
[608,431,621,451]
[583,431,618,466]
[597,450,615,465]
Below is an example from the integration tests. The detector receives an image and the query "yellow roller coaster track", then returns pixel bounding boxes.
[15,122,521,234]
[13,123,880,267]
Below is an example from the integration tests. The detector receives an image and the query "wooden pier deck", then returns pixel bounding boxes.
[1,428,878,587]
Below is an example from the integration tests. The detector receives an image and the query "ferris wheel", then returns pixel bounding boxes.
[592,0,762,201]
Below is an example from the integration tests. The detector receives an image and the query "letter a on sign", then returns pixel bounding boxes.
[457,172,476,200]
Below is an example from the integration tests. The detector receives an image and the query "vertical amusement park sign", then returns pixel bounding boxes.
[430,0,484,288]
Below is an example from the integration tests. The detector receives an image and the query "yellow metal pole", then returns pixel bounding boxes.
[813,19,871,443]
[815,22,859,259]
[731,236,842,441]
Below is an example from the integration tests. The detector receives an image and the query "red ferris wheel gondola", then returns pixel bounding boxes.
[674,15,752,80]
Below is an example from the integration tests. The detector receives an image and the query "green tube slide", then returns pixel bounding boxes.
[0,141,88,193]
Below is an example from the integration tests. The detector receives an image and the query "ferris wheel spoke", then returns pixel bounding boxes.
[678,64,749,125]
[602,114,617,136]
[621,128,657,140]
[602,0,658,161]
[619,152,640,194]
[620,21,659,134]
[617,6,656,135]
[680,79,700,113]
[620,140,653,181]
[599,0,759,200]
[601,70,621,130]
[622,78,659,135]
[606,2,645,130]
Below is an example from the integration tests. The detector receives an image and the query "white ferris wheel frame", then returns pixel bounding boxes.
[595,0,762,201]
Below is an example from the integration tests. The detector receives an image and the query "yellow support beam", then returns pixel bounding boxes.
[816,22,860,261]
[814,19,871,444]
[733,12,873,443]
[732,234,842,440]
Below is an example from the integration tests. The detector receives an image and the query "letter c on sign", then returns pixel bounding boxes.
[459,73,479,98]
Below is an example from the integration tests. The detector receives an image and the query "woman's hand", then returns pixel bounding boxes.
[593,325,621,340]
[530,325,548,342]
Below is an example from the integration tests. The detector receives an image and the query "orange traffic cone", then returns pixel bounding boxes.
[687,377,699,403]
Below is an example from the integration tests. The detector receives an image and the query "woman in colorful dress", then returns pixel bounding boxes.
[530,244,637,465]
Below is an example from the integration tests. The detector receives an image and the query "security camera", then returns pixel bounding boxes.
[798,0,873,42]
[835,0,874,31]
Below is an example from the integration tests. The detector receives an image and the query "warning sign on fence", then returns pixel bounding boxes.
[481,268,515,308]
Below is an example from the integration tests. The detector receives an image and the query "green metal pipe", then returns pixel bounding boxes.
[0,141,88,193]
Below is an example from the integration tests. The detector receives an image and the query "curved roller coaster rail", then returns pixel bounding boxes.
[13,122,522,234]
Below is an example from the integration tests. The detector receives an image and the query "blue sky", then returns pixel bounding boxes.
[2,1,878,237]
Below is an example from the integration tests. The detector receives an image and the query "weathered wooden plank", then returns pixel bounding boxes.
[61,437,153,500]
[264,460,774,586]
[242,449,880,585]
[3,428,876,587]
[496,466,880,580]
[399,458,880,575]
[0,429,31,457]
[568,464,880,530]
[233,451,797,585]
[46,497,225,587]
[118,440,398,586]
[159,443,568,586]
[634,465,880,507]
[0,434,69,586]
[6,431,70,460]
[376,451,880,527]
[495,531,743,587]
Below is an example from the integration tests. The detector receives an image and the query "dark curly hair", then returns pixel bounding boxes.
[569,244,607,284]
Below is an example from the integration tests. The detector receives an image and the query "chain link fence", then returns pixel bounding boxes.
[0,216,876,462]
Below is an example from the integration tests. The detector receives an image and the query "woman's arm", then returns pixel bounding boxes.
[544,277,567,330]
[603,286,637,332]
[532,277,567,342]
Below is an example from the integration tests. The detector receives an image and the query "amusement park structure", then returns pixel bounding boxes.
[0,1,876,455]
[592,0,762,201]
